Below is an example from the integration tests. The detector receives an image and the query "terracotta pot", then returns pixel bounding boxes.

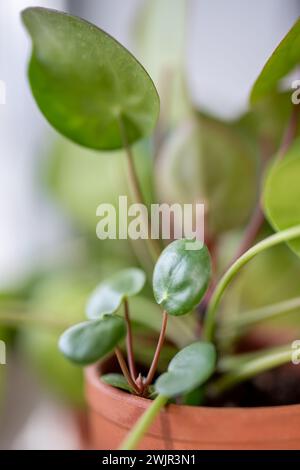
[85,358,300,450]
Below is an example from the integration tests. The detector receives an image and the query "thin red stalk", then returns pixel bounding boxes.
[123,299,137,380]
[114,347,140,394]
[144,311,168,387]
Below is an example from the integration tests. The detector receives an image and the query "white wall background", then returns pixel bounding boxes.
[0,0,67,287]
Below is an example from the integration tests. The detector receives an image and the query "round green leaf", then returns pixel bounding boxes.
[263,138,300,256]
[22,7,160,150]
[86,268,146,319]
[155,342,216,397]
[250,18,300,104]
[153,239,211,316]
[58,316,126,365]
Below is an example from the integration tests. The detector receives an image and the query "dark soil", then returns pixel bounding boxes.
[206,365,300,407]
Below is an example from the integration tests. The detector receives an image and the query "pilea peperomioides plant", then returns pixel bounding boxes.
[21,7,300,450]
[59,238,216,447]
[59,239,213,390]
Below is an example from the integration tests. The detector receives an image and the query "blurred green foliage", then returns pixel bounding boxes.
[2,3,300,408]
[45,137,156,235]
[264,138,300,256]
[222,229,300,332]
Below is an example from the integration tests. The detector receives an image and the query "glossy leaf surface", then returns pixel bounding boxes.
[58,316,126,365]
[153,239,211,316]
[155,342,216,397]
[86,268,146,319]
[22,7,159,150]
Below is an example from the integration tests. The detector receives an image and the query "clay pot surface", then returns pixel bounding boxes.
[85,357,300,450]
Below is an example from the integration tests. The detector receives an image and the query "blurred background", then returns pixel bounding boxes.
[1,0,300,449]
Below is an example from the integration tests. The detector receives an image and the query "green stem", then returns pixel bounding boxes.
[220,296,300,339]
[217,344,291,373]
[203,225,300,342]
[210,343,293,396]
[119,394,168,450]
[118,116,161,263]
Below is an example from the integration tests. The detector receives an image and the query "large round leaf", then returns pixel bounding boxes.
[22,7,159,150]
[263,138,300,256]
[153,239,211,316]
[86,268,146,319]
[250,18,300,104]
[58,316,126,365]
[155,342,216,397]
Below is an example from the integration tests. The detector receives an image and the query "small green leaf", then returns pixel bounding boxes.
[22,7,159,150]
[263,138,300,256]
[153,239,211,316]
[101,373,133,392]
[250,18,300,103]
[86,268,146,319]
[155,342,216,397]
[101,373,155,395]
[58,316,126,365]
